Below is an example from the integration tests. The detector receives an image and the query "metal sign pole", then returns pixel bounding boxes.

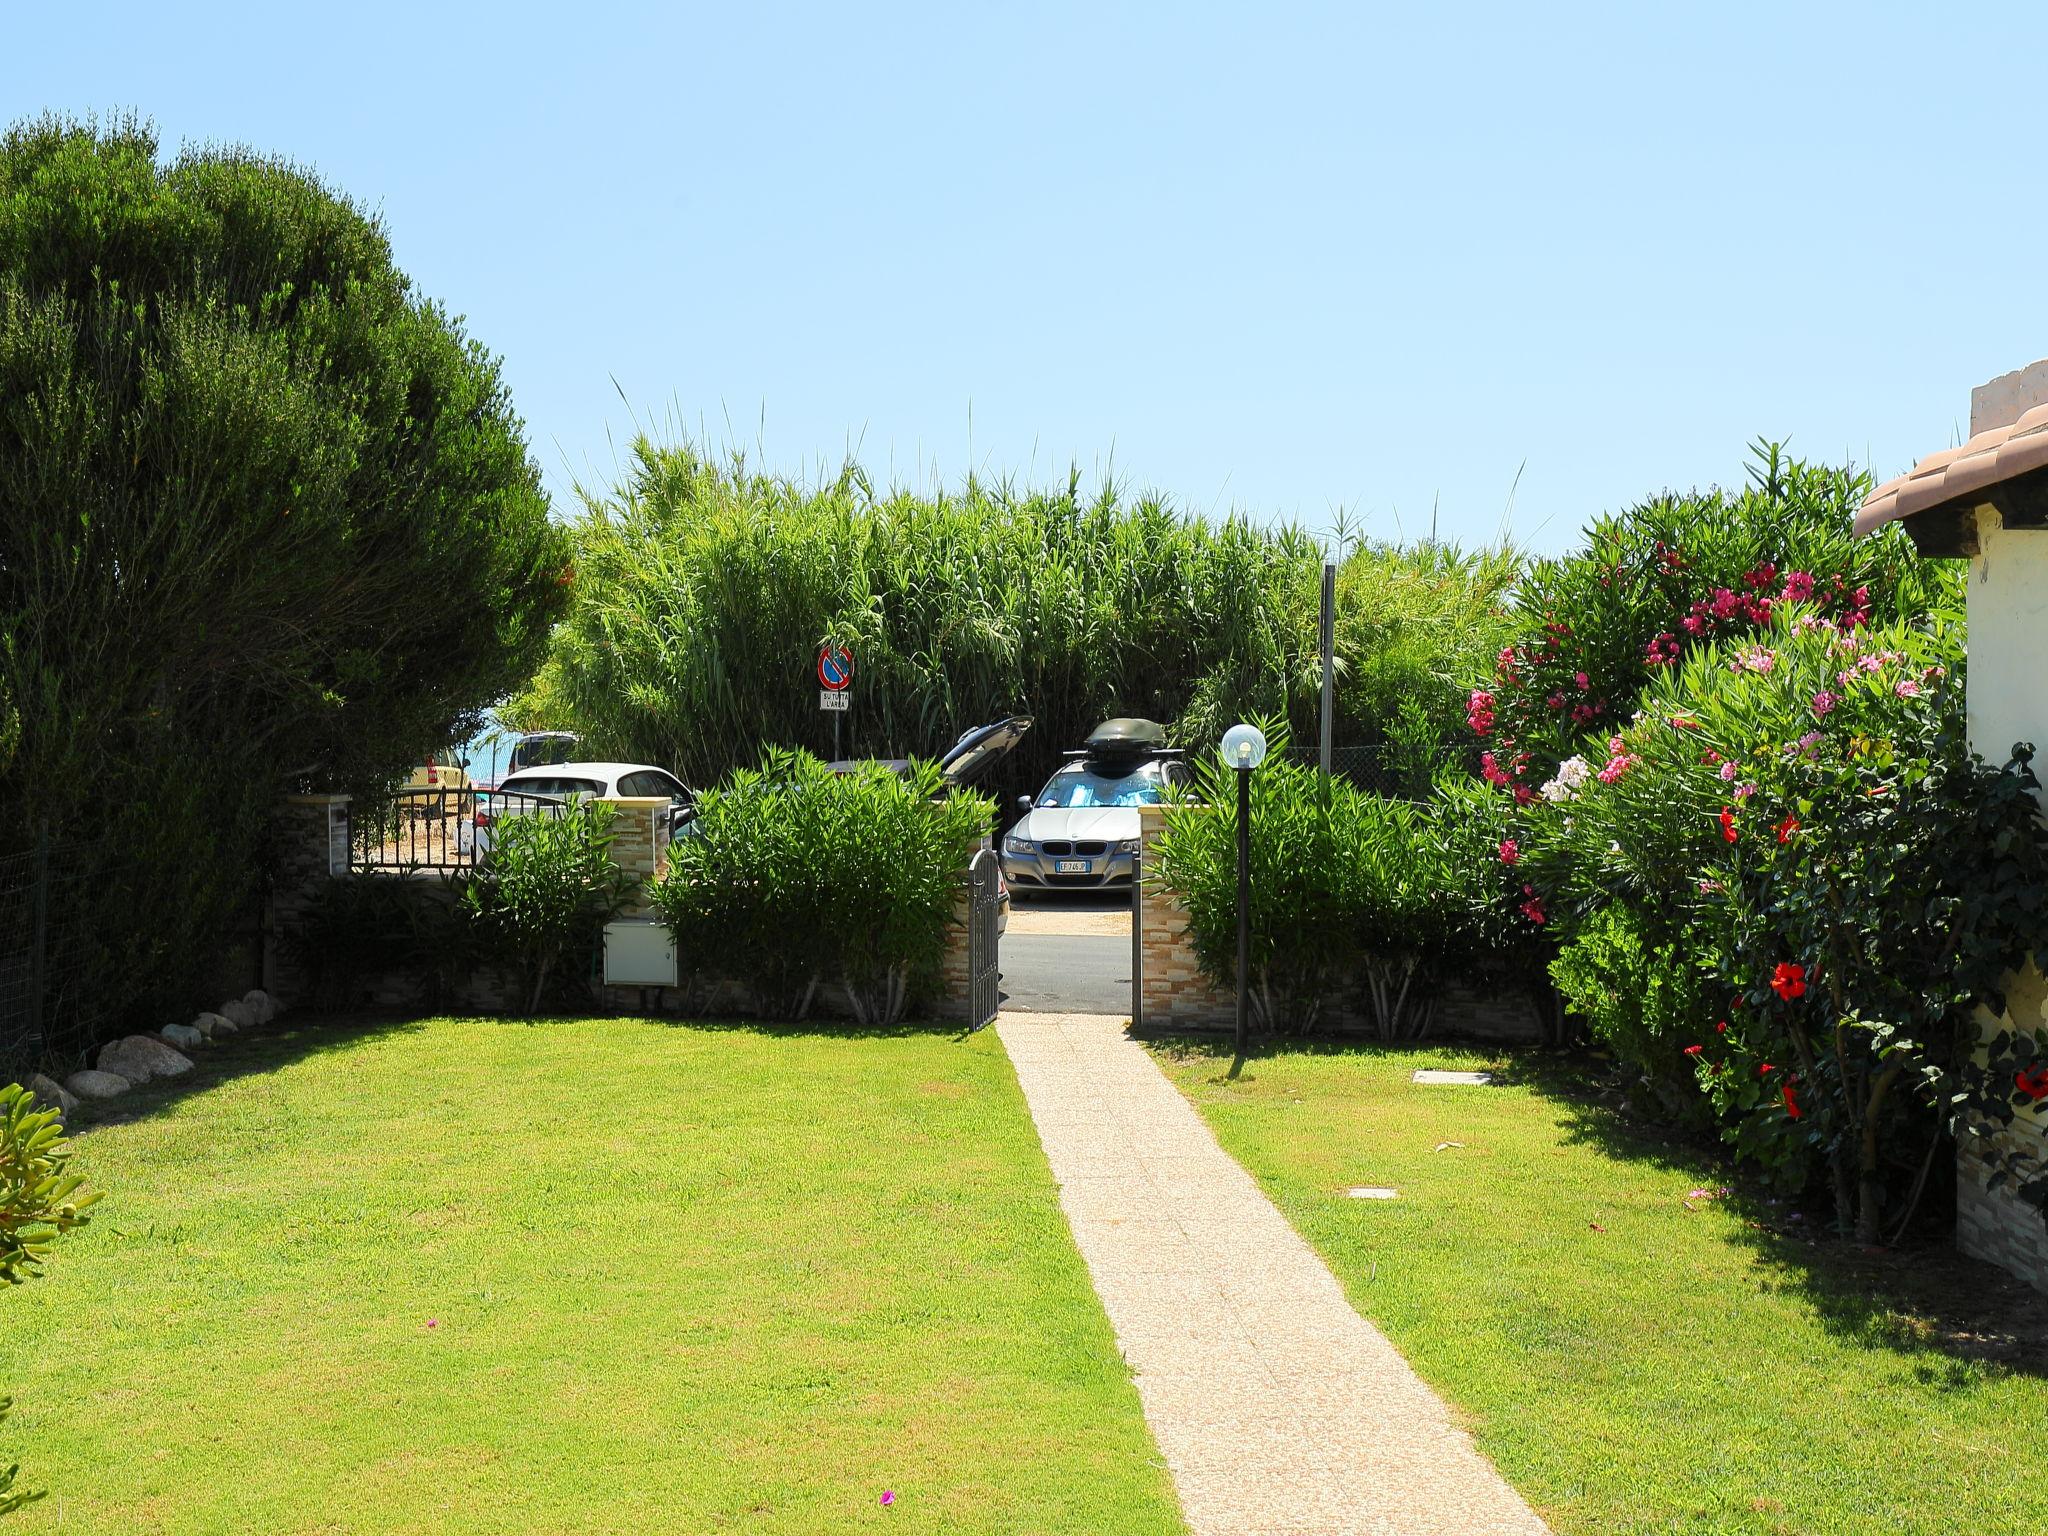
[1319,561,1336,775]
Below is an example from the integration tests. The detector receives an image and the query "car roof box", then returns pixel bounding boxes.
[1084,718,1169,758]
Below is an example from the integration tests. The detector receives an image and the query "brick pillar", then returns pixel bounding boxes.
[265,793,351,1008]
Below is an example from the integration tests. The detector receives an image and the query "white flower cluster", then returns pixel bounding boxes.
[1539,755,1591,803]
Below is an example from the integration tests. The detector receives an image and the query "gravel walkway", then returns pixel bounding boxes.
[997,1013,1550,1536]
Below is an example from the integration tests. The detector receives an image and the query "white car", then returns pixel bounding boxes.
[467,761,693,857]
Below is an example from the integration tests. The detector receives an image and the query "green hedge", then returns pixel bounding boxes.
[652,750,993,1026]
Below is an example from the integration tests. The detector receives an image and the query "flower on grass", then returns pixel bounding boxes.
[1774,815,1799,844]
[880,1490,896,1507]
[1718,807,1738,843]
[1770,962,1807,1000]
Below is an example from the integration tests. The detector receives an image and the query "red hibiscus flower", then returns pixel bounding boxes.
[1774,815,1799,844]
[1716,1020,1729,1034]
[2016,1068,2048,1104]
[1683,1044,1704,1057]
[1770,962,1807,1001]
[1782,1081,1803,1119]
[1759,1062,1776,1075]
[1718,807,1738,843]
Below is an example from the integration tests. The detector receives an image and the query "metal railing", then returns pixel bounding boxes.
[351,787,568,872]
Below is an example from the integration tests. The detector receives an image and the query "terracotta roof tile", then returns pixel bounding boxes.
[1855,411,2048,549]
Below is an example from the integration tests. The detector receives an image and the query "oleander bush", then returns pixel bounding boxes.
[651,750,993,1026]
[1465,442,1951,793]
[1529,611,2048,1239]
[1152,727,1490,1039]
[1,1081,100,1515]
[462,802,639,1015]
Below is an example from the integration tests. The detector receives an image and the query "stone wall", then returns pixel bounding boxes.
[1132,805,1540,1041]
[1958,968,2048,1291]
[270,793,980,1022]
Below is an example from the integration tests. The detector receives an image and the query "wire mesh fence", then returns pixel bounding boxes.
[1282,743,1477,800]
[0,833,117,1077]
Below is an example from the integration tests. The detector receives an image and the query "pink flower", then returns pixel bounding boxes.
[1466,688,1496,737]
[1498,838,1520,866]
[1734,782,1756,801]
[1575,671,1590,690]
[1810,690,1838,718]
[880,1490,896,1507]
[1711,588,1740,621]
[1719,761,1738,781]
[1781,570,1815,602]
[1894,679,1920,698]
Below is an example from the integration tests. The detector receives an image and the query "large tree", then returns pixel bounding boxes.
[0,114,568,1047]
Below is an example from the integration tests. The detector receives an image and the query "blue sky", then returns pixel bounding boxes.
[8,3,2040,552]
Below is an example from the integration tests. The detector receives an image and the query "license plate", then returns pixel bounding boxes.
[1055,859,1090,874]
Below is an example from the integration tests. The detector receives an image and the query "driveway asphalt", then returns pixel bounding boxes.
[999,932,1131,1015]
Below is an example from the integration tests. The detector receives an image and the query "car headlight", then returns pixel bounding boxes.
[1117,837,1142,854]
[1003,834,1032,855]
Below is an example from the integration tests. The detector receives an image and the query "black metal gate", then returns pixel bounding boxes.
[966,848,1001,1030]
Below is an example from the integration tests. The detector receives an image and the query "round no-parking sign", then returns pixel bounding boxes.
[818,645,854,691]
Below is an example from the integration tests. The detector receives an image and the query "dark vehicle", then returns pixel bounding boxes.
[827,715,1034,794]
[508,731,581,774]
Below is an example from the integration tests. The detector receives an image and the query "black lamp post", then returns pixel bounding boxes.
[1220,723,1267,1078]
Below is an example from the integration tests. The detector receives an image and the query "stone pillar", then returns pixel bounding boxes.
[265,794,351,1008]
[1136,805,1234,1030]
[600,797,670,917]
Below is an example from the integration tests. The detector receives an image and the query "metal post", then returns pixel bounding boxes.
[1130,844,1144,1030]
[1229,765,1251,1078]
[1319,560,1336,775]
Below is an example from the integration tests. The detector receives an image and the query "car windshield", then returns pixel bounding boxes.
[1035,763,1166,809]
[496,776,600,801]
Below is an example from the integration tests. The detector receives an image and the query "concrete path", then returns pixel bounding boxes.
[997,1013,1550,1536]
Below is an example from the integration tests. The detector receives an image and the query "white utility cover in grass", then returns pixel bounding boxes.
[1345,1186,1400,1200]
[1412,1069,1493,1085]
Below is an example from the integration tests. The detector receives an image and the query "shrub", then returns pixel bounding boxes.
[1468,443,1951,790]
[462,803,639,1015]
[0,113,567,1048]
[286,873,472,1012]
[651,750,992,1026]
[1152,730,1478,1039]
[1531,610,2048,1239]
[1,1081,99,1515]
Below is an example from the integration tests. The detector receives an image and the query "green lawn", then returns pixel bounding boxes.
[1151,1039,2048,1536]
[4,1017,1186,1535]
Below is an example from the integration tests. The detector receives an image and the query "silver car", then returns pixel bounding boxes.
[1001,756,1184,892]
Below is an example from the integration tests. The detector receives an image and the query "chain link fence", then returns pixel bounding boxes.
[1282,743,1477,800]
[0,834,116,1078]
